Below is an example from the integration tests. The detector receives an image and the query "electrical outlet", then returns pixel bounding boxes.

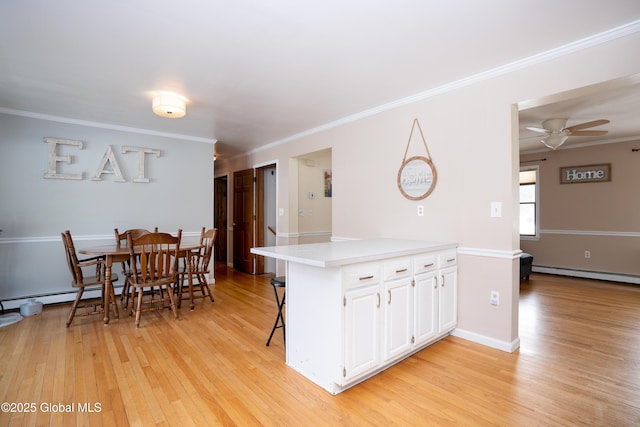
[585,251,591,258]
[417,205,424,217]
[490,291,499,306]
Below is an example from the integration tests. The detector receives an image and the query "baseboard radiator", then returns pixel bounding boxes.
[0,285,123,312]
[532,265,640,285]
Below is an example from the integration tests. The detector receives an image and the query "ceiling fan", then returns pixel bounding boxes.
[526,118,610,149]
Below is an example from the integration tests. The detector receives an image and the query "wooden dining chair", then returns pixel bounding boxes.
[127,230,182,328]
[176,228,217,309]
[114,227,156,308]
[61,230,119,327]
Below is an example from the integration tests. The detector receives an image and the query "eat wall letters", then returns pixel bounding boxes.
[43,137,161,183]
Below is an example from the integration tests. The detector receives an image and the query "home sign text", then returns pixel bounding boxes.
[560,163,611,184]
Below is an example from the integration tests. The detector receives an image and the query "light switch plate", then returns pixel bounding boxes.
[490,201,502,218]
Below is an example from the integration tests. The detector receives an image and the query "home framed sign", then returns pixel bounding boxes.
[560,163,611,184]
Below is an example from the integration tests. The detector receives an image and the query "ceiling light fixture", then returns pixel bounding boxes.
[152,93,186,118]
[541,133,569,150]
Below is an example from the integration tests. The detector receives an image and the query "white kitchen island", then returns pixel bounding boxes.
[251,238,458,394]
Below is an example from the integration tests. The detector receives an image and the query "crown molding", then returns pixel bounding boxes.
[248,20,640,155]
[0,107,216,144]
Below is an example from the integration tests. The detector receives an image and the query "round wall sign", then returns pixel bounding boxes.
[397,156,437,200]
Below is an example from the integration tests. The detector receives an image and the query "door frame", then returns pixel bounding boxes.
[254,161,278,275]
[213,174,228,264]
[233,168,255,273]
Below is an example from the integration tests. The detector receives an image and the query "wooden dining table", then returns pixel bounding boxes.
[79,242,202,324]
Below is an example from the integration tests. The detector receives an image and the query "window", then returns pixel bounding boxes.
[519,168,538,237]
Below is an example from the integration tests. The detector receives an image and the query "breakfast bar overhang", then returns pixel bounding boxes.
[251,238,458,394]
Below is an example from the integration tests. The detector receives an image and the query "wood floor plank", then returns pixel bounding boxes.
[1,266,640,426]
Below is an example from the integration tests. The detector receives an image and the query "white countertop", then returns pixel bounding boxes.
[250,238,457,268]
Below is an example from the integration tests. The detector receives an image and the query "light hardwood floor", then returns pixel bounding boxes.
[1,265,639,426]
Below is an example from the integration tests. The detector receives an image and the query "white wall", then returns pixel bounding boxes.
[0,114,214,306]
[209,29,640,351]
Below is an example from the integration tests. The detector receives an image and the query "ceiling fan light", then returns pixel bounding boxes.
[541,133,568,149]
[152,93,186,118]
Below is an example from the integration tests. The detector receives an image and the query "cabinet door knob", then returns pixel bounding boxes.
[387,290,392,304]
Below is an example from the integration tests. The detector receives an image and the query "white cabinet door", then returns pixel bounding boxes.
[383,276,413,361]
[343,285,380,382]
[439,266,457,333]
[414,271,438,346]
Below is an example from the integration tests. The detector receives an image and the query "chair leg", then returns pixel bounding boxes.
[184,277,194,311]
[121,276,131,308]
[135,288,144,328]
[280,292,285,346]
[66,288,84,327]
[266,287,286,346]
[127,286,135,317]
[108,283,119,320]
[176,274,184,309]
[167,285,179,320]
[200,274,214,302]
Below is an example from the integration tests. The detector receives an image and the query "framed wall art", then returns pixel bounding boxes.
[397,118,437,200]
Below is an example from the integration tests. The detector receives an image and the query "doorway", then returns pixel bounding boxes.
[232,164,278,275]
[256,165,277,275]
[232,168,254,273]
[293,148,333,244]
[214,175,228,263]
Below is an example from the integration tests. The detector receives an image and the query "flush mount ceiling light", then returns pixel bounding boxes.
[152,93,186,118]
[541,133,569,149]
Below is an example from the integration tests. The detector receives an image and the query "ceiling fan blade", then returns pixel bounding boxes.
[564,119,609,132]
[525,126,550,134]
[567,130,609,136]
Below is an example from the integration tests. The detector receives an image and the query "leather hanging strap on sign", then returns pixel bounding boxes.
[397,118,438,200]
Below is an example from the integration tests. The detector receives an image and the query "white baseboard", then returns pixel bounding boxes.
[533,266,640,285]
[450,328,521,353]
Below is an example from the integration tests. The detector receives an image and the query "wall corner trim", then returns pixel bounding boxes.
[451,328,521,353]
[457,247,521,260]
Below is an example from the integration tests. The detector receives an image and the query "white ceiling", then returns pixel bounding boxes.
[1,1,640,158]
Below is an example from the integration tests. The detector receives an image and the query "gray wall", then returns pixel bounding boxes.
[0,114,214,305]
